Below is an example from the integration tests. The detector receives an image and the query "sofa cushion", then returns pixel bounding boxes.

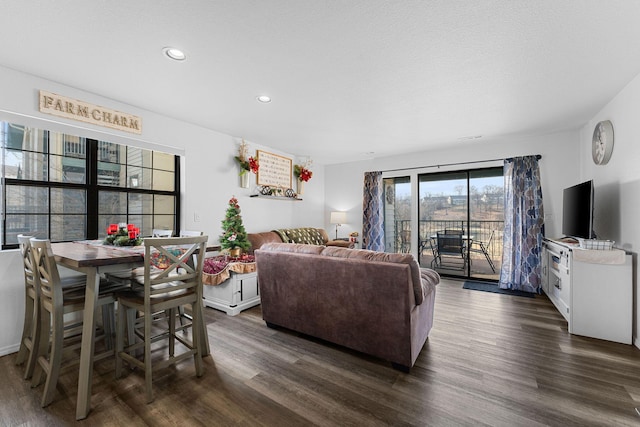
[247,231,283,254]
[321,246,436,305]
[258,242,325,255]
[282,228,326,245]
[272,229,290,243]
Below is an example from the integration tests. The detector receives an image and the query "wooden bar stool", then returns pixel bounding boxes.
[28,238,126,407]
[15,235,86,380]
[115,235,208,403]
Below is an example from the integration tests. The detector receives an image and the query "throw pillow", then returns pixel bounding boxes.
[285,228,324,245]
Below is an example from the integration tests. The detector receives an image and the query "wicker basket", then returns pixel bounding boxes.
[202,256,257,286]
[578,238,614,250]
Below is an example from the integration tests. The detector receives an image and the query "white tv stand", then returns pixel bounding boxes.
[542,238,632,344]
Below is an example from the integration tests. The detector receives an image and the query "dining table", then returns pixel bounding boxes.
[51,240,220,420]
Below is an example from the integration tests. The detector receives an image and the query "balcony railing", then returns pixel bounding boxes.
[389,219,504,275]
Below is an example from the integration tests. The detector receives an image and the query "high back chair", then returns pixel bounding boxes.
[152,229,173,237]
[29,238,121,407]
[115,234,208,403]
[16,235,90,380]
[106,228,174,284]
[435,231,467,270]
[179,230,203,237]
[15,235,40,380]
[176,230,205,325]
[469,230,496,273]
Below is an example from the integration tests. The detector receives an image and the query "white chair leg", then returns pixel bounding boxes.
[115,303,126,379]
[41,308,64,407]
[144,309,154,403]
[192,303,203,377]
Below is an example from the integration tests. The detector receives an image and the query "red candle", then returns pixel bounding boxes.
[134,227,140,237]
[127,224,134,231]
[129,231,136,240]
[109,224,118,234]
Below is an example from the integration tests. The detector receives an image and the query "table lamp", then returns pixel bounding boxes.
[330,211,347,240]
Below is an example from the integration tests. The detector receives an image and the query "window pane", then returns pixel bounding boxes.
[154,195,175,214]
[99,191,127,214]
[128,214,152,236]
[6,185,48,213]
[49,133,86,158]
[51,215,86,241]
[127,166,151,189]
[4,149,48,180]
[2,122,179,247]
[5,214,49,244]
[127,146,152,168]
[2,123,22,149]
[153,152,175,171]
[128,193,153,214]
[51,188,86,214]
[2,125,47,152]
[152,169,174,191]
[97,141,124,164]
[49,154,86,183]
[98,161,125,186]
[154,214,174,230]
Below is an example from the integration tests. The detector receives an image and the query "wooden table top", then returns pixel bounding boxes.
[51,242,143,268]
[51,241,222,269]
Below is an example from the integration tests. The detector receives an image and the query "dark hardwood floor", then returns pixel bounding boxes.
[3,278,640,426]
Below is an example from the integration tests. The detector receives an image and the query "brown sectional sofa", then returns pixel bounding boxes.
[247,227,353,254]
[255,242,440,371]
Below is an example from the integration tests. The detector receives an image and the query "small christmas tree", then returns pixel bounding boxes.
[220,196,250,253]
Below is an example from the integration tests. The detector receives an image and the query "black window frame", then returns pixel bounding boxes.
[1,123,180,250]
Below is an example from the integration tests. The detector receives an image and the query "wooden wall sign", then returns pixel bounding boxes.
[38,90,142,134]
[257,150,292,189]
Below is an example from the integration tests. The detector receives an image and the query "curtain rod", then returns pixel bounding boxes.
[380,154,541,173]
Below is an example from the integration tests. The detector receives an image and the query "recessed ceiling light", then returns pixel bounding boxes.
[457,135,483,141]
[257,95,272,103]
[162,47,186,61]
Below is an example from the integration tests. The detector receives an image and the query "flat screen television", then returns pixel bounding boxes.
[562,180,594,239]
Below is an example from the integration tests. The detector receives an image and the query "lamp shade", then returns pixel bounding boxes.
[330,211,347,224]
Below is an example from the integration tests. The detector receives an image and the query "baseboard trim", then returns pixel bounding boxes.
[0,343,19,357]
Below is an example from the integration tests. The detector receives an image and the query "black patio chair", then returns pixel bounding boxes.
[434,231,467,270]
[469,230,496,273]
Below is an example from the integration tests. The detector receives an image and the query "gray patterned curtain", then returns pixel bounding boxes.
[499,155,545,293]
[362,171,384,251]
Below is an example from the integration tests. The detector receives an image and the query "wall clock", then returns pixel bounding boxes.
[592,120,614,165]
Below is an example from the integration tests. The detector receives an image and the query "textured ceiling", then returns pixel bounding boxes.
[2,1,640,164]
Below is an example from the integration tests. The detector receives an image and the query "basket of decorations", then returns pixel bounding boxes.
[202,254,256,286]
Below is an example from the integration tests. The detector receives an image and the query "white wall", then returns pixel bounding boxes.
[325,130,581,246]
[0,65,325,355]
[578,72,640,347]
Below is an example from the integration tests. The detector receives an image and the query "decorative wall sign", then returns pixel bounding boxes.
[256,150,292,189]
[38,90,142,134]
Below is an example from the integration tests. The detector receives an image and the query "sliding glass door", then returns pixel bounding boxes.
[418,171,469,276]
[418,167,503,281]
